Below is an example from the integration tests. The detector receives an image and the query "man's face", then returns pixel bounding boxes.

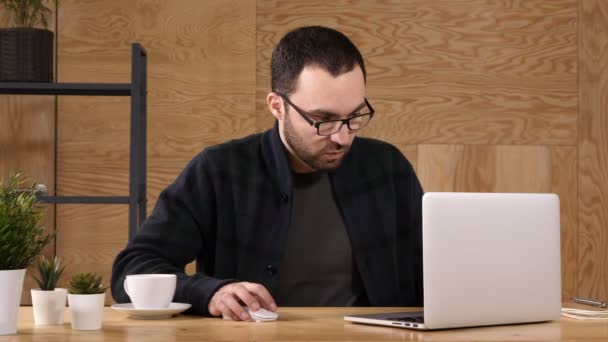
[276,65,367,172]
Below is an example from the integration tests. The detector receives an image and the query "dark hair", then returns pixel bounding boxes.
[271,26,366,95]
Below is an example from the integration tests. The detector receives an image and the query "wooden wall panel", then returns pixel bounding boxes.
[56,0,256,303]
[0,96,56,305]
[55,205,127,285]
[0,5,56,305]
[578,0,608,300]
[5,0,604,303]
[256,0,583,298]
[57,0,256,202]
[551,147,579,300]
[56,97,130,196]
[53,0,135,300]
[0,96,56,188]
[256,0,577,146]
[418,145,577,299]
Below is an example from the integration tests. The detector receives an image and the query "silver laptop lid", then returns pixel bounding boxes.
[422,192,562,329]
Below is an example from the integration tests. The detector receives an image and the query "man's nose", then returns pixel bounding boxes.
[329,123,351,145]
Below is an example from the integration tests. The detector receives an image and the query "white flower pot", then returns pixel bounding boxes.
[67,293,105,331]
[31,288,67,325]
[0,269,26,335]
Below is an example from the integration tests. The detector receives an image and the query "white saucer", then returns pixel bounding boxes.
[111,303,192,319]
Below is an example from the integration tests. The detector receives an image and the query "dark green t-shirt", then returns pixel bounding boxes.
[274,171,360,306]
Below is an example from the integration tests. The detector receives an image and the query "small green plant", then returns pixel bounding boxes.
[0,0,53,28]
[68,272,106,295]
[0,173,53,270]
[32,256,65,290]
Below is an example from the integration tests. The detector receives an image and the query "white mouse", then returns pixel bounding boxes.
[246,307,279,322]
[221,307,279,322]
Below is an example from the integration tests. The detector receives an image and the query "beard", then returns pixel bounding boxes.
[283,109,350,171]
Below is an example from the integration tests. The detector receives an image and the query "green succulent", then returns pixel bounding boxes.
[0,0,53,28]
[33,256,65,290]
[68,272,106,295]
[0,173,53,270]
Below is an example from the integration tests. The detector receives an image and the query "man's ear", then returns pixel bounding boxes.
[267,92,284,121]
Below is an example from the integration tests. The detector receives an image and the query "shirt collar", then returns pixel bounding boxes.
[261,121,293,198]
[261,120,355,197]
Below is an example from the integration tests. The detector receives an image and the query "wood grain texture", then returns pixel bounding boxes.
[13,306,608,341]
[57,0,256,202]
[0,4,56,305]
[55,205,127,304]
[56,96,130,196]
[551,147,578,301]
[256,0,577,145]
[55,0,256,302]
[578,0,608,300]
[6,0,605,302]
[418,144,577,299]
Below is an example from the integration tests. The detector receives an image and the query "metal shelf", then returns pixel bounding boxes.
[0,43,148,239]
[38,196,130,204]
[0,83,131,96]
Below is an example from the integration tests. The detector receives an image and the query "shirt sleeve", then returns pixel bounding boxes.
[110,151,236,315]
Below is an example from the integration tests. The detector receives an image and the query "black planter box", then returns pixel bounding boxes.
[0,28,53,82]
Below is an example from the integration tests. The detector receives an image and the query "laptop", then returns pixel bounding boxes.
[344,192,562,330]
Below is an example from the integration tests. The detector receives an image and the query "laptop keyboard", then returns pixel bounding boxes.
[387,315,425,323]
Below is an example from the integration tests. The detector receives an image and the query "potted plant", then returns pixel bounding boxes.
[31,256,66,325]
[0,0,54,81]
[0,173,52,335]
[67,272,106,331]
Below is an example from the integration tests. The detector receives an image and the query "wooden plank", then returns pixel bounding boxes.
[0,4,56,305]
[578,0,608,300]
[551,147,578,301]
[417,145,465,192]
[418,144,577,299]
[256,0,577,144]
[55,205,127,304]
[56,96,129,197]
[55,0,256,301]
[14,306,608,341]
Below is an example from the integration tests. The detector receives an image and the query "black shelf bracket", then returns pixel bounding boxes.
[0,83,131,96]
[0,43,147,239]
[39,196,130,204]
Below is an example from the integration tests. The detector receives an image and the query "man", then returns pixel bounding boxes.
[111,26,423,321]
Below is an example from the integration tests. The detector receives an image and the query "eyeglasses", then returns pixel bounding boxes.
[276,92,375,136]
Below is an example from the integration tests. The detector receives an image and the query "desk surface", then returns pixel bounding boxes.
[2,306,606,341]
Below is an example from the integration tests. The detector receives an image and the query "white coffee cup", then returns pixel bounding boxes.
[124,274,176,309]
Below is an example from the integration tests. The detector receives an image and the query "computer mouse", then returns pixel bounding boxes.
[246,307,279,322]
[221,307,279,322]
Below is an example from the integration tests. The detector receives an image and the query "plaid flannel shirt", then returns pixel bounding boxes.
[111,122,423,315]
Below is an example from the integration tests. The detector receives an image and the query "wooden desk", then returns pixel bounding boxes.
[2,306,606,341]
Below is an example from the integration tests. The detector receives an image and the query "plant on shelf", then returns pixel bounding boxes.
[0,0,52,28]
[67,272,107,331]
[31,256,67,326]
[0,173,52,335]
[0,0,55,81]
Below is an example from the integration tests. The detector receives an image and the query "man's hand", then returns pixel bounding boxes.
[208,282,277,321]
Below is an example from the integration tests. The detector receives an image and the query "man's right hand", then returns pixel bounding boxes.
[208,282,277,321]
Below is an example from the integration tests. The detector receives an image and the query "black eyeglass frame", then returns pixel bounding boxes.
[276,92,375,136]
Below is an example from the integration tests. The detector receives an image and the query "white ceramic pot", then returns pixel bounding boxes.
[31,288,67,325]
[0,269,26,335]
[67,293,105,331]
